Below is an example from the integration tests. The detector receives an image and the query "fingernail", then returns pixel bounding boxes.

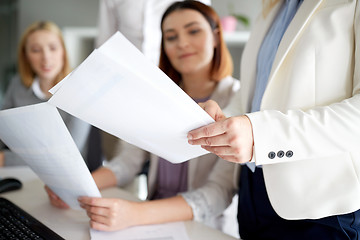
[187,133,193,140]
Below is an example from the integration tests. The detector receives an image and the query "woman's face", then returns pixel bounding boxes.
[162,9,216,76]
[25,30,64,82]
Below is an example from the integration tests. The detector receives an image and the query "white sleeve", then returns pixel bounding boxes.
[180,159,235,223]
[248,93,360,166]
[96,0,118,47]
[105,141,148,187]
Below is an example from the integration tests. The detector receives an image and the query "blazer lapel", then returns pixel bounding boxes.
[266,0,324,88]
[240,1,282,112]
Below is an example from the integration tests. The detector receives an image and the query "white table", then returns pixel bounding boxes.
[0,166,237,240]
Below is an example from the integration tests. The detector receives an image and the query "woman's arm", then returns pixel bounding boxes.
[78,195,193,231]
[44,166,117,209]
[181,158,236,223]
[0,152,4,167]
[79,155,236,231]
[45,141,146,208]
[91,167,117,189]
[188,100,254,164]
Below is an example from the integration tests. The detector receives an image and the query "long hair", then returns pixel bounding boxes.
[18,21,71,88]
[159,1,233,84]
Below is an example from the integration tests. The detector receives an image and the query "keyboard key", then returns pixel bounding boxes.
[0,197,64,239]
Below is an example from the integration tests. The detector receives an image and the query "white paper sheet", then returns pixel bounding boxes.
[49,31,214,163]
[90,222,190,240]
[0,103,101,209]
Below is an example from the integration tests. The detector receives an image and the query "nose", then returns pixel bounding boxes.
[177,35,189,49]
[41,48,51,62]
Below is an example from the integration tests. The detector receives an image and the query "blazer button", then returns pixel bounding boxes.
[286,150,293,158]
[277,151,284,158]
[268,151,276,159]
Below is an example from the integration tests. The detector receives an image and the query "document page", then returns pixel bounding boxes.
[90,222,190,240]
[49,31,214,164]
[0,103,101,209]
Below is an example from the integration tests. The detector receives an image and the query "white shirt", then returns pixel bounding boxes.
[31,77,48,101]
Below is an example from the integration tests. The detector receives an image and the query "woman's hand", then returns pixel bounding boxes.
[0,151,4,167]
[78,197,137,231]
[188,101,254,164]
[44,185,70,209]
[198,100,226,121]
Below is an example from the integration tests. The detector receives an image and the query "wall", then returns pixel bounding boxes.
[0,0,18,104]
[18,0,99,38]
[18,0,263,72]
[1,0,263,104]
[212,0,261,79]
[212,0,261,30]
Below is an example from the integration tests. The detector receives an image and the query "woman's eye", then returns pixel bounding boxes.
[30,48,41,53]
[189,29,200,35]
[165,35,177,41]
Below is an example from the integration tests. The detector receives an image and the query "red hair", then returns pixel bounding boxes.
[159,1,233,84]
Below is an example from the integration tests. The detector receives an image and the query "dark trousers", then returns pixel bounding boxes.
[237,166,360,240]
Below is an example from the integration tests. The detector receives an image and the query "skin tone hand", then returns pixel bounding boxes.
[78,195,192,231]
[0,151,5,167]
[45,167,117,209]
[44,185,70,209]
[188,100,254,163]
[78,197,136,231]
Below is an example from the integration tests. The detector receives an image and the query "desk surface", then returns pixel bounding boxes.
[0,166,237,240]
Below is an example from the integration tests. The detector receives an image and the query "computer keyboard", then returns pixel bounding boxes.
[0,197,64,240]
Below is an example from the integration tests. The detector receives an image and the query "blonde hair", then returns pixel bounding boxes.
[18,21,71,88]
[262,0,281,18]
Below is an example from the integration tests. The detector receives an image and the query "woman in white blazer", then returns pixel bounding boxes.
[188,0,360,239]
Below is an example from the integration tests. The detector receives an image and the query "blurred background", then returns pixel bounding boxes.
[0,0,261,106]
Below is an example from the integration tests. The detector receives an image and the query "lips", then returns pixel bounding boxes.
[41,66,52,72]
[179,53,195,59]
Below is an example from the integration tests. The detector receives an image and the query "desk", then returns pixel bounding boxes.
[0,166,237,240]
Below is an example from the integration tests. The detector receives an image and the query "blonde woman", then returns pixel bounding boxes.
[0,21,91,167]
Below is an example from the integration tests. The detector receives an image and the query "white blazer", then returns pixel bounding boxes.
[227,0,360,220]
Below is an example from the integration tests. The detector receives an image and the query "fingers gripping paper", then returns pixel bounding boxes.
[49,32,214,163]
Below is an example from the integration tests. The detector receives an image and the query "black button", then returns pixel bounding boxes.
[268,151,276,159]
[286,150,293,158]
[277,151,284,158]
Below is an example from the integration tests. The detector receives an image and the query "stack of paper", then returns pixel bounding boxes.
[90,222,190,240]
[49,31,214,163]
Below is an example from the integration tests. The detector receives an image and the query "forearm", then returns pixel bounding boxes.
[91,167,117,190]
[79,195,193,231]
[134,196,193,226]
[0,151,4,167]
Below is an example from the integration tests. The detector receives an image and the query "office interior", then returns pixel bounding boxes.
[0,0,261,104]
[0,0,261,239]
